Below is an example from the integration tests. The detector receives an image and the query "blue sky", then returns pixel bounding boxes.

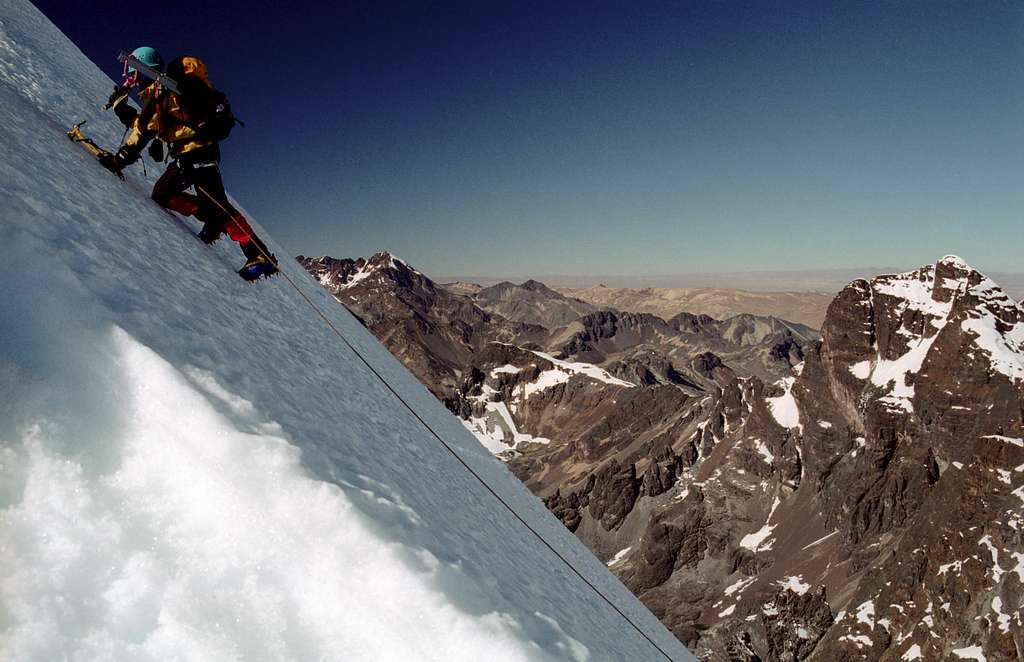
[36,1,1024,279]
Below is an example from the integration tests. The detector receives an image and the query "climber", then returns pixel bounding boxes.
[101,46,278,280]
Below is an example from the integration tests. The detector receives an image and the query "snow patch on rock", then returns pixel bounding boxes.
[767,377,802,433]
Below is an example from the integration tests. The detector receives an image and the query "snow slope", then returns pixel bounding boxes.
[0,1,693,660]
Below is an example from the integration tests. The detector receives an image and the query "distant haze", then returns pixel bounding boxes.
[441,267,1024,298]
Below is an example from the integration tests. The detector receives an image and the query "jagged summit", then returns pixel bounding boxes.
[297,251,425,291]
[939,253,971,269]
[681,255,1024,657]
[824,256,1024,416]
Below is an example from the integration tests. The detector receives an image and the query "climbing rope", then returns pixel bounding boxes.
[191,184,681,662]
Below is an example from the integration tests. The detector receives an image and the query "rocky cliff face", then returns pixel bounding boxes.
[603,256,1024,660]
[549,309,817,386]
[296,253,545,402]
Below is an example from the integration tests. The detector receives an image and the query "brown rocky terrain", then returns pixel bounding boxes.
[298,252,814,443]
[524,256,1024,660]
[295,253,546,403]
[300,252,1024,660]
[471,279,601,328]
[556,285,834,329]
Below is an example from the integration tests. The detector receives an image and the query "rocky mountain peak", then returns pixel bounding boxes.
[297,251,430,294]
[608,258,1024,657]
[472,279,601,328]
[520,279,555,294]
[822,256,1024,418]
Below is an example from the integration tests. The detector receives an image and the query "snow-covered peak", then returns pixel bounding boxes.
[300,251,426,291]
[872,259,969,323]
[841,257,1024,410]
[366,250,406,270]
[343,251,423,288]
[938,254,971,270]
[959,275,1024,383]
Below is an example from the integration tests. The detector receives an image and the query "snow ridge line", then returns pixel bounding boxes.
[198,184,679,660]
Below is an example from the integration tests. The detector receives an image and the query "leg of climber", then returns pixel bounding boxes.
[151,159,203,220]
[188,160,278,279]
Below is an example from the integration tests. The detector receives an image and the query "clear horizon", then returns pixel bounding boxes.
[306,250,1024,296]
[36,1,1024,278]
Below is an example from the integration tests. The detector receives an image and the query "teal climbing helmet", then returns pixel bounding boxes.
[127,46,164,74]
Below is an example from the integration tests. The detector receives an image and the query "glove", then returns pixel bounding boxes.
[113,102,138,128]
[148,139,164,162]
[116,145,140,166]
[97,150,126,179]
[97,146,140,178]
[103,84,131,111]
[104,84,141,129]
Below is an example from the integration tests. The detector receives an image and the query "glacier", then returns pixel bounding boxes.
[0,1,693,660]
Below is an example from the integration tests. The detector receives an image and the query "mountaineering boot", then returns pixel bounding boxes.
[237,254,279,281]
[238,240,279,281]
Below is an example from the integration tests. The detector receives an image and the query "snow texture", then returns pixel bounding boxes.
[607,547,632,567]
[951,645,987,661]
[530,351,635,389]
[766,377,802,433]
[856,260,967,412]
[800,530,838,551]
[981,435,1024,448]
[858,258,1024,414]
[492,364,522,376]
[739,496,780,553]
[461,399,552,454]
[855,600,875,628]
[776,576,810,595]
[959,274,1024,383]
[0,2,693,660]
[723,577,756,596]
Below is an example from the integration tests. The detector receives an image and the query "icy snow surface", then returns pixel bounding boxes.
[982,435,1024,448]
[959,274,1024,383]
[776,576,810,595]
[766,377,802,433]
[0,2,692,660]
[492,364,522,376]
[723,576,756,596]
[739,496,780,552]
[901,644,923,660]
[529,351,635,390]
[607,547,632,567]
[461,399,551,454]
[515,350,634,401]
[951,645,987,661]
[855,259,1024,411]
